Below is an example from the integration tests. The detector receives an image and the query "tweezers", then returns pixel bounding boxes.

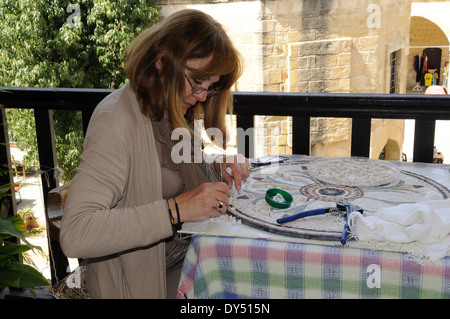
[250,155,289,167]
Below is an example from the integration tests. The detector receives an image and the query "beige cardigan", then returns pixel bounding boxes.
[61,82,190,298]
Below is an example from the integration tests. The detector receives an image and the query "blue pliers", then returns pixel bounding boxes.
[276,201,363,245]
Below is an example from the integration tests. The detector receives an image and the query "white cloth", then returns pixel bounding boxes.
[349,200,450,261]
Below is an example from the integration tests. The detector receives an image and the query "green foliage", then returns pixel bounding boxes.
[0,0,159,88]
[5,109,39,168]
[0,169,48,291]
[1,0,160,182]
[53,110,84,182]
[0,183,14,201]
[0,215,50,290]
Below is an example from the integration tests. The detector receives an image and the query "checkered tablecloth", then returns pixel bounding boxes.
[177,235,450,299]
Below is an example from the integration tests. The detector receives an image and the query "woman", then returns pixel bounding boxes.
[60,9,248,298]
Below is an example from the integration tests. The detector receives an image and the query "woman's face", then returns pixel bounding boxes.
[182,57,220,115]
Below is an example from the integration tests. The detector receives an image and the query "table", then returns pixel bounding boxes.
[177,157,450,299]
[178,235,450,299]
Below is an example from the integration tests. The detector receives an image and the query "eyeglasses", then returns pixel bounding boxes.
[185,74,218,98]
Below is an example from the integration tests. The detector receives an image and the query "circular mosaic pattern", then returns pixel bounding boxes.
[300,183,364,202]
[307,156,400,187]
[227,158,450,241]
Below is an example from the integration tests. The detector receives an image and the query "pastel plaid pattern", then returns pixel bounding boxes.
[177,235,450,299]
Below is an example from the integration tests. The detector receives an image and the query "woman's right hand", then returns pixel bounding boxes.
[168,182,230,223]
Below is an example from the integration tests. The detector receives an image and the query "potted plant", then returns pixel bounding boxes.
[1,90,50,297]
[0,182,50,298]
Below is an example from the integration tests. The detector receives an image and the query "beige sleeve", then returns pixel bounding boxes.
[60,110,173,259]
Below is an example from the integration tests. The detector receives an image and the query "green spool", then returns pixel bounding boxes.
[265,188,293,209]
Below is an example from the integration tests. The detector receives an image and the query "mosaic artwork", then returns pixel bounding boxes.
[227,158,450,241]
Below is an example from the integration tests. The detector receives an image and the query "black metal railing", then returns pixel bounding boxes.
[233,92,450,162]
[2,87,450,201]
[1,87,450,284]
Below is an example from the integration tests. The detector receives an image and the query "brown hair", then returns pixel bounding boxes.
[125,9,243,143]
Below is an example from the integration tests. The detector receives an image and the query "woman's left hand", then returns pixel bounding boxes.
[215,154,250,191]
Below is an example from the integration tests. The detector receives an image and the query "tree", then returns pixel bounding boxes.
[0,0,160,182]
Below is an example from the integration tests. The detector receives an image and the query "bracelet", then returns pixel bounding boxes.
[166,199,175,230]
[172,197,183,231]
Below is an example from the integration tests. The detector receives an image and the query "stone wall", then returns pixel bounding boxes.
[156,0,413,160]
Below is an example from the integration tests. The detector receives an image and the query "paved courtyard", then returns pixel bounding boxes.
[14,174,78,282]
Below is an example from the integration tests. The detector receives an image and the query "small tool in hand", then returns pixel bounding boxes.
[250,155,289,167]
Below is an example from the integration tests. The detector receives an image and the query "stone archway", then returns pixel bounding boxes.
[412,2,450,41]
[383,138,401,161]
[409,3,450,91]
